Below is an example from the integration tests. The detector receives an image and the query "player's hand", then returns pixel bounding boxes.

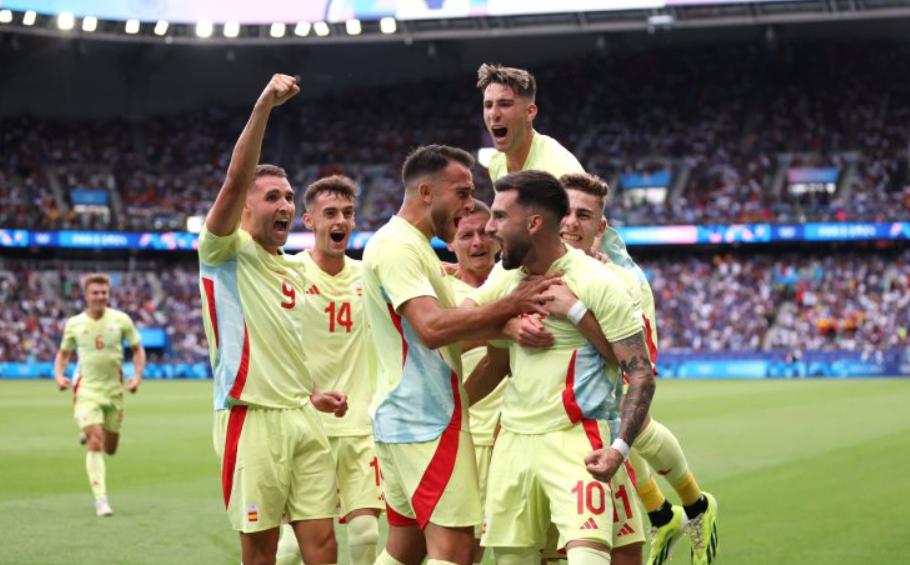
[312,390,348,418]
[509,273,563,317]
[257,74,301,109]
[541,282,579,319]
[504,315,554,348]
[54,375,71,391]
[589,250,611,264]
[584,447,624,483]
[126,376,141,394]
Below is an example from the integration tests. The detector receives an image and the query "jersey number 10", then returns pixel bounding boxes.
[325,301,353,333]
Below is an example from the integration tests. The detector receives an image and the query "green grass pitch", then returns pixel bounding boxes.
[2,379,909,564]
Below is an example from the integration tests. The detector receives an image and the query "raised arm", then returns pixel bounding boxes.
[206,74,300,236]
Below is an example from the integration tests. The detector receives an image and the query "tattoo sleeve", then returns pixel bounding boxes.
[612,331,656,446]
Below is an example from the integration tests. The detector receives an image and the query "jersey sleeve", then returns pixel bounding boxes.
[60,318,77,353]
[198,223,245,266]
[373,240,437,311]
[585,271,643,343]
[120,313,142,347]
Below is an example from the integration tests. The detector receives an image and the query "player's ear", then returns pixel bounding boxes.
[596,218,607,239]
[527,102,538,122]
[527,213,543,235]
[418,180,433,204]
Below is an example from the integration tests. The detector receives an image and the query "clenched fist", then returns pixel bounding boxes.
[257,74,301,109]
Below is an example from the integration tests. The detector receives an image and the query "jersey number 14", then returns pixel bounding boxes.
[325,301,353,333]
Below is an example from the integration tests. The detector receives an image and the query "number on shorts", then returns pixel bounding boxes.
[571,480,606,516]
[369,456,382,485]
[614,485,633,520]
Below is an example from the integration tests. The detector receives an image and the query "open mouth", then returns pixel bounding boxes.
[561,232,582,242]
[491,126,508,139]
[274,220,289,234]
[469,250,488,259]
[330,231,346,243]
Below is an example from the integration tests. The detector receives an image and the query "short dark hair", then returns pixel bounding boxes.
[254,164,287,180]
[494,170,568,225]
[402,145,475,189]
[560,173,610,210]
[304,175,359,208]
[477,63,537,101]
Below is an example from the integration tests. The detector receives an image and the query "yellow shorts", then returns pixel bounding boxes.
[376,429,482,529]
[213,403,338,533]
[481,421,645,551]
[330,434,384,517]
[73,391,123,433]
[474,441,494,539]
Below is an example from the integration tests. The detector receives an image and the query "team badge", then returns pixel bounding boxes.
[246,503,259,523]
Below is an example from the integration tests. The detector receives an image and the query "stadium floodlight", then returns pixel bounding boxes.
[270,22,286,38]
[23,10,37,26]
[380,17,396,34]
[0,10,12,24]
[314,21,330,37]
[82,16,98,32]
[125,19,140,34]
[197,20,214,38]
[346,19,361,36]
[57,11,75,30]
[154,20,168,36]
[223,21,239,38]
[294,21,310,37]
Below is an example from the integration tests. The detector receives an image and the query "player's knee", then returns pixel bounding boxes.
[347,514,380,546]
[104,443,117,455]
[492,547,539,565]
[610,543,642,565]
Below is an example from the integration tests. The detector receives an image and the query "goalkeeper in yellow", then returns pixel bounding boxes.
[54,272,146,518]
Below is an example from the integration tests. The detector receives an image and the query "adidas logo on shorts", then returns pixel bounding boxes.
[617,523,636,537]
[579,517,598,530]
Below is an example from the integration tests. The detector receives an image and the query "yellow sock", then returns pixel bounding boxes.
[566,546,611,565]
[637,476,667,514]
[347,515,380,565]
[671,471,702,508]
[85,451,106,498]
[375,550,408,565]
[276,523,302,565]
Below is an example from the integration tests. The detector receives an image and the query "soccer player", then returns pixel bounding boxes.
[361,144,560,565]
[464,170,655,565]
[446,200,504,564]
[54,273,146,517]
[276,174,382,565]
[477,62,719,565]
[557,172,719,565]
[478,63,583,181]
[198,74,347,565]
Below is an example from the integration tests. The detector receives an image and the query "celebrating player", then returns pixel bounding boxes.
[446,200,505,564]
[463,170,654,565]
[477,63,719,565]
[198,73,347,565]
[558,172,719,565]
[54,273,146,517]
[275,175,382,565]
[361,144,559,565]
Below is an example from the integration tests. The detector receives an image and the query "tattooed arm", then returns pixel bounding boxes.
[584,331,656,482]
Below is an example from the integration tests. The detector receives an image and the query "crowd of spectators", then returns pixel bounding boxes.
[1,249,907,363]
[1,43,908,232]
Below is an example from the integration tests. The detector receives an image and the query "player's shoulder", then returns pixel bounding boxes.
[536,132,583,171]
[106,308,134,323]
[65,311,88,327]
